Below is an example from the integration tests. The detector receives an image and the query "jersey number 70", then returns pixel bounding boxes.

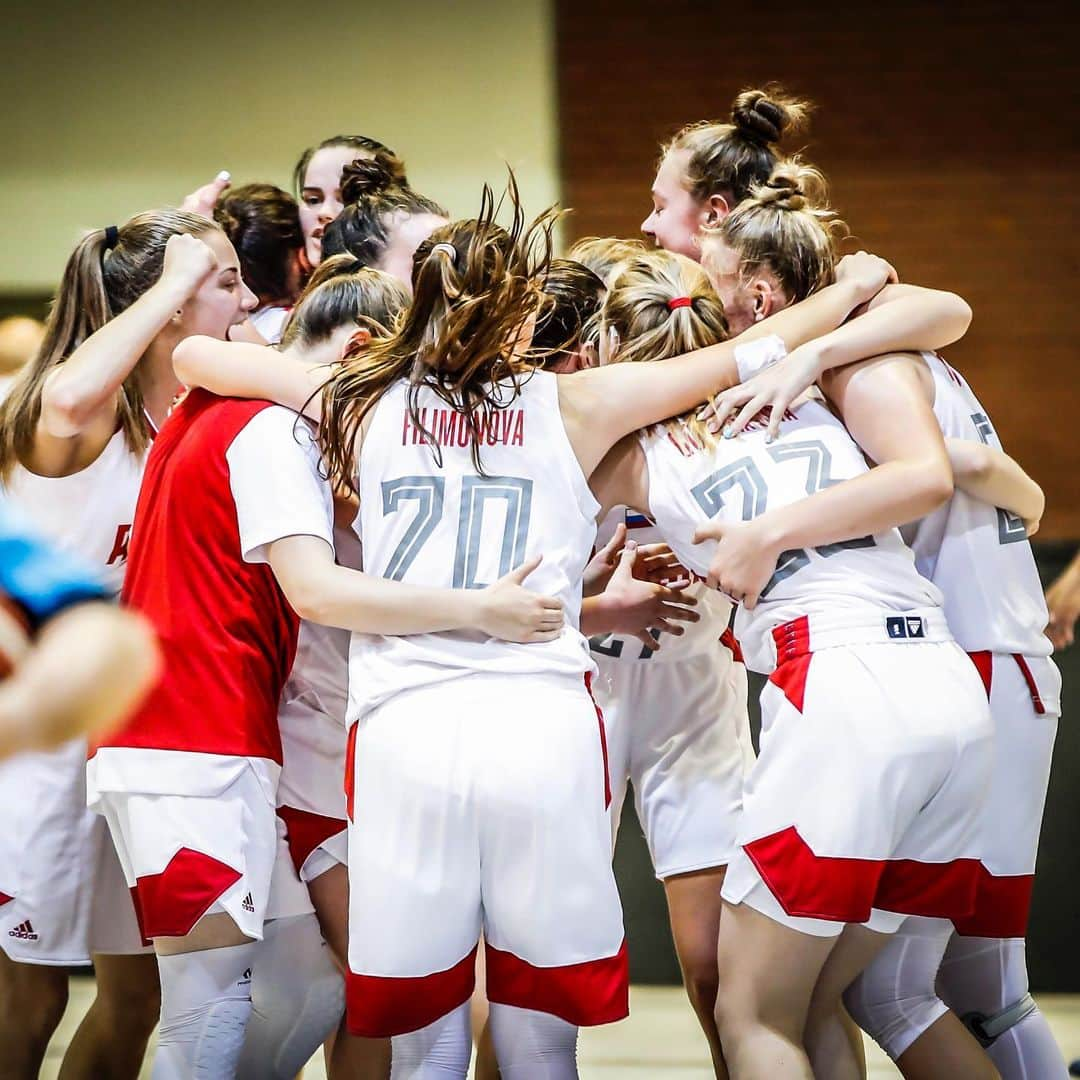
[380,475,533,588]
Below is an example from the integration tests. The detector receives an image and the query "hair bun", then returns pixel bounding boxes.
[340,151,409,204]
[731,87,809,146]
[751,162,829,213]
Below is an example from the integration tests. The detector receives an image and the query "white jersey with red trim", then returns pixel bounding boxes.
[349,370,598,717]
[2,428,145,594]
[590,507,733,663]
[641,398,941,674]
[281,523,360,731]
[903,353,1051,659]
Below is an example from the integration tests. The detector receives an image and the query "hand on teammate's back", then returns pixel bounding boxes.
[474,556,565,643]
[691,517,778,610]
[1045,551,1080,650]
[592,540,700,651]
[700,345,823,440]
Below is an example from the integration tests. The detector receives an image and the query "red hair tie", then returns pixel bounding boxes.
[667,296,692,310]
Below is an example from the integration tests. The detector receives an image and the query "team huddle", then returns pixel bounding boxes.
[0,86,1066,1079]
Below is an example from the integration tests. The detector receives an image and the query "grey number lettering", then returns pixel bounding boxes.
[380,476,445,581]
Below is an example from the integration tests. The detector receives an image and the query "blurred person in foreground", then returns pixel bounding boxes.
[0,499,161,760]
[0,318,46,398]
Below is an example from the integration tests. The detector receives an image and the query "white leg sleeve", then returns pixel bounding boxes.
[235,914,345,1080]
[153,941,257,1080]
[390,1001,471,1079]
[843,916,953,1061]
[488,1002,579,1079]
[938,935,1068,1079]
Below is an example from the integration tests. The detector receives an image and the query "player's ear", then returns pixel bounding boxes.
[751,279,776,323]
[348,327,372,352]
[702,193,731,228]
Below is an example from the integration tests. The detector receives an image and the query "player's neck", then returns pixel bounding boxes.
[141,341,184,427]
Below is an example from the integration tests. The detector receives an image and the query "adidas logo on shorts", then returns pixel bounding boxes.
[886,616,926,640]
[8,920,38,940]
[241,892,255,913]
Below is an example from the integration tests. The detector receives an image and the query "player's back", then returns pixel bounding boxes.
[352,369,598,716]
[642,397,941,672]
[116,389,299,763]
[905,353,1051,659]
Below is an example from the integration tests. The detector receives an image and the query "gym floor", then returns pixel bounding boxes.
[41,978,1079,1077]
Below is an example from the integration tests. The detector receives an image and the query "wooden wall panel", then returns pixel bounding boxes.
[555,0,1079,538]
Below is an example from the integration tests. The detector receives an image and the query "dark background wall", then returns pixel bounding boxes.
[555,0,1079,538]
[554,0,1080,990]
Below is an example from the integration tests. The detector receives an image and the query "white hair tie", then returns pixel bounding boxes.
[431,242,457,264]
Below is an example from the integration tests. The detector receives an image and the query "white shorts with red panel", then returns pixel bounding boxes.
[596,637,752,878]
[0,739,148,964]
[91,755,312,941]
[277,696,348,883]
[957,651,1060,938]
[344,672,628,1038]
[722,609,994,938]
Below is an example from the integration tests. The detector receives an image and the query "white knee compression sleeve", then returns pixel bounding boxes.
[843,916,953,1061]
[488,1003,579,1079]
[939,935,1068,1079]
[235,914,345,1080]
[390,1001,472,1078]
[153,941,257,1080]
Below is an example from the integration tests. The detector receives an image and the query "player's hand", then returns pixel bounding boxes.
[691,519,779,609]
[633,542,691,585]
[835,250,898,305]
[1045,557,1080,651]
[180,170,231,218]
[161,233,218,298]
[476,556,564,643]
[583,523,627,597]
[699,343,823,440]
[598,540,699,651]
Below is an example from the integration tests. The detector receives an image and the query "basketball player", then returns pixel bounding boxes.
[214,183,306,344]
[320,153,449,288]
[0,215,256,1080]
[293,134,405,268]
[590,247,993,1080]
[697,164,1065,1078]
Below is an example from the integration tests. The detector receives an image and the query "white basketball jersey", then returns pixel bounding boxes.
[2,428,147,595]
[642,399,941,673]
[589,507,734,663]
[902,353,1051,657]
[281,523,361,728]
[349,370,598,717]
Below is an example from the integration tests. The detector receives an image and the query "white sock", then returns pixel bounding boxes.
[153,941,257,1080]
[390,1001,471,1078]
[939,935,1068,1079]
[236,914,345,1079]
[488,1002,579,1079]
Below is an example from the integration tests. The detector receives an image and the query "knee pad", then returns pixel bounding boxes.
[156,994,253,1079]
[237,915,345,1080]
[844,917,953,1061]
[155,943,257,1080]
[390,1001,472,1077]
[939,934,1029,1018]
[961,993,1038,1048]
[488,1003,578,1078]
